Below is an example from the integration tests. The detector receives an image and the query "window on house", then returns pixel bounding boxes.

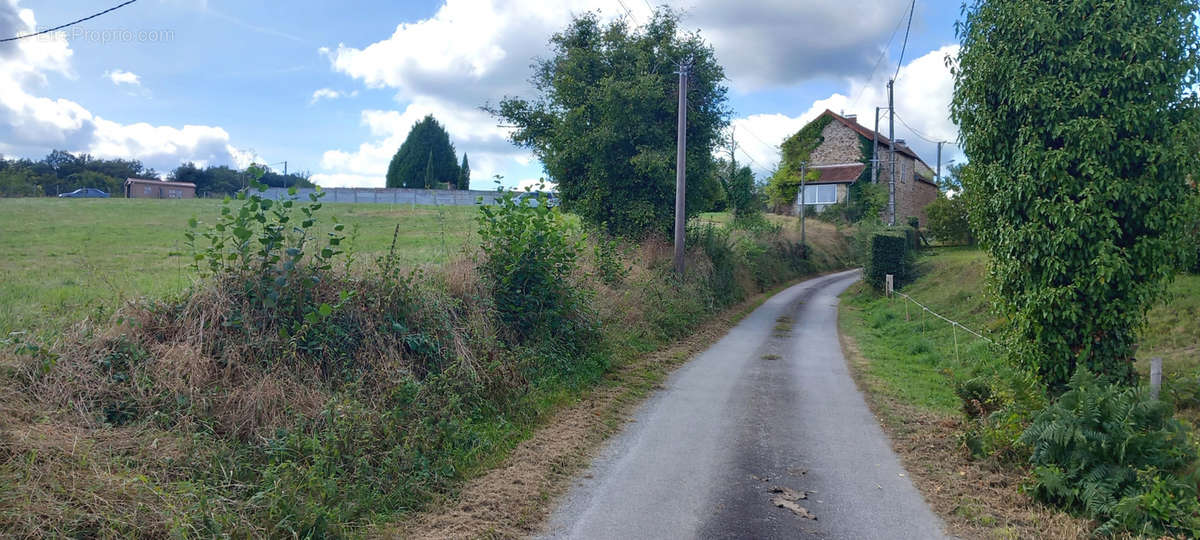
[143,186,151,194]
[802,184,838,204]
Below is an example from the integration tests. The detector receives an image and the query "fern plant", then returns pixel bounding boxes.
[1020,369,1200,536]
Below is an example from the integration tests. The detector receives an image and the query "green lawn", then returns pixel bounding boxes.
[840,247,1200,415]
[0,198,480,337]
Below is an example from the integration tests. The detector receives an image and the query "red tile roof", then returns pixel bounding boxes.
[809,163,865,184]
[125,177,196,188]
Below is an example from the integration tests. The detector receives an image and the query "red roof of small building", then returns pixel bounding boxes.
[808,163,865,184]
[125,177,196,188]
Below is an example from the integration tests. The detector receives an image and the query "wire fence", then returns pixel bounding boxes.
[885,275,1000,362]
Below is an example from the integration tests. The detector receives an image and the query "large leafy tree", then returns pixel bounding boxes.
[385,115,460,189]
[489,9,728,237]
[951,0,1200,388]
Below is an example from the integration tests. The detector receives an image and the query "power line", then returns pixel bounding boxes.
[893,0,917,80]
[615,0,639,24]
[849,14,908,109]
[893,110,946,145]
[734,142,765,171]
[0,0,140,43]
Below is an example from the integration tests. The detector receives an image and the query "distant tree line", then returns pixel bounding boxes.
[168,162,314,197]
[0,150,156,197]
[0,150,313,198]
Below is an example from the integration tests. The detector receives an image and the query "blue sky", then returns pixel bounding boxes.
[2,0,966,189]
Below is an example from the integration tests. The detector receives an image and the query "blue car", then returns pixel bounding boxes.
[515,191,560,208]
[58,188,109,198]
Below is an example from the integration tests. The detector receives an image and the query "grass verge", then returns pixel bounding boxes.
[837,248,1200,538]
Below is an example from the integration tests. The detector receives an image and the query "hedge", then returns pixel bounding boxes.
[864,228,915,291]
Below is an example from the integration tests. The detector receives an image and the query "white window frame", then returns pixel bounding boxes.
[802,184,838,205]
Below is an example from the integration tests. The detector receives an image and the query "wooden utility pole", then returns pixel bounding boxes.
[887,79,896,226]
[674,60,690,274]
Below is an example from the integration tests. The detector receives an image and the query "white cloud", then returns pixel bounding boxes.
[309,88,357,105]
[0,0,251,173]
[315,0,920,187]
[317,96,528,187]
[309,172,385,188]
[515,178,555,192]
[731,45,963,177]
[105,69,140,86]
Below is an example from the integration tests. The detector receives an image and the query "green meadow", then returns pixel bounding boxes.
[0,197,480,337]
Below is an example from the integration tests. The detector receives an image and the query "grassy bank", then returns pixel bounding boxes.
[838,248,1200,538]
[0,192,852,537]
[0,198,480,337]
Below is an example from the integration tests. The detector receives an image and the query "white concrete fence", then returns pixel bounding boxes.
[260,187,504,206]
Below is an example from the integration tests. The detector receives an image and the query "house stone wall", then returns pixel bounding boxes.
[877,153,939,226]
[809,121,864,165]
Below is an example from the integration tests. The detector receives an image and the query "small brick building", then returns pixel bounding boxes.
[124,178,196,199]
[795,110,939,226]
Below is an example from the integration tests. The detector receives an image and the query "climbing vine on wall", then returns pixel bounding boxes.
[766,115,833,210]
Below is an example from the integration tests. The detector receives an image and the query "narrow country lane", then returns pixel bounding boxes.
[538,269,949,539]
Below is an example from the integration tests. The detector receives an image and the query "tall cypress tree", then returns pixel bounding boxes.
[457,154,471,190]
[385,115,460,188]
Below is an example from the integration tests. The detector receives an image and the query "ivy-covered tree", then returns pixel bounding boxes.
[385,115,460,189]
[951,0,1200,388]
[489,9,728,237]
[457,154,471,190]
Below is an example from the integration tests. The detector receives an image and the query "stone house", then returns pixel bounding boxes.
[796,109,939,226]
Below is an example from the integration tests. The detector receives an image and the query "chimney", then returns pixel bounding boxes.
[845,113,858,122]
[895,138,906,146]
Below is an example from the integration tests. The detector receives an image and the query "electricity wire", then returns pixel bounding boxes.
[0,0,139,43]
[893,0,917,80]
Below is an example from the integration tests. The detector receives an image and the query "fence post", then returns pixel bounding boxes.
[952,323,960,363]
[1150,357,1163,400]
[885,274,894,298]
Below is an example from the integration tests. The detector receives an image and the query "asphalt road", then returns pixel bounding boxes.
[538,269,949,540]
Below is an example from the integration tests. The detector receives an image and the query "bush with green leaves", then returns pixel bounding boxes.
[185,168,347,328]
[477,187,585,341]
[1020,369,1200,537]
[924,194,973,245]
[950,0,1200,388]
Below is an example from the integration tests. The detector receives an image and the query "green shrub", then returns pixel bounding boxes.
[1020,369,1200,537]
[687,224,740,306]
[591,230,630,286]
[957,363,1047,462]
[925,194,973,245]
[477,188,585,341]
[864,230,913,291]
[951,0,1199,388]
